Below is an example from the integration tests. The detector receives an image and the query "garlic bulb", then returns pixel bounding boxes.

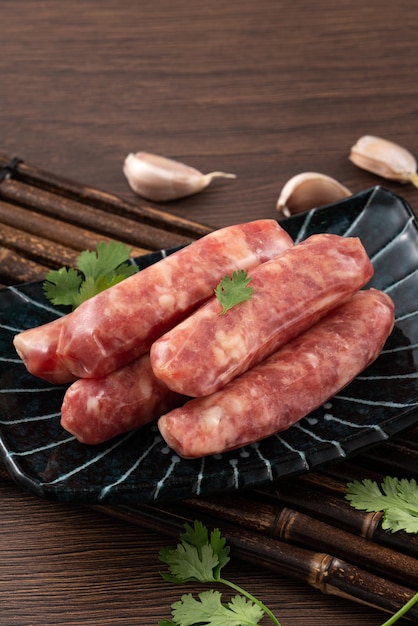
[349,135,418,187]
[276,172,351,217]
[123,152,236,201]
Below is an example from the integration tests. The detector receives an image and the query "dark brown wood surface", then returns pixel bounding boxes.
[1,1,418,624]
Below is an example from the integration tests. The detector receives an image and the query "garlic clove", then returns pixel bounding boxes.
[276,172,351,217]
[123,152,236,202]
[349,135,418,187]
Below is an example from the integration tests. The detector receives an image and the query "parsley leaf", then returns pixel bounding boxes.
[42,267,83,309]
[160,541,220,584]
[76,241,134,281]
[43,241,138,310]
[169,590,265,626]
[346,477,418,534]
[214,269,253,315]
[159,521,281,626]
[159,521,230,584]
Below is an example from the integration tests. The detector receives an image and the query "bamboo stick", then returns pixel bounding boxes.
[254,478,384,540]
[254,471,418,560]
[388,426,418,448]
[0,217,147,286]
[0,199,149,257]
[92,501,418,621]
[358,441,418,478]
[0,178,192,251]
[0,244,51,284]
[0,221,82,269]
[0,154,213,239]
[182,494,418,588]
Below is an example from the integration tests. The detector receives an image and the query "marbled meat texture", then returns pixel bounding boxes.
[61,352,185,444]
[151,233,374,397]
[56,219,293,379]
[158,289,395,458]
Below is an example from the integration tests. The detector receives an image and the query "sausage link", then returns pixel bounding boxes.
[158,289,395,458]
[13,316,76,384]
[151,233,374,397]
[57,220,293,379]
[61,352,185,444]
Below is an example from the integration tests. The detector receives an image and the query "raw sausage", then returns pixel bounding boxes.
[150,233,374,397]
[158,289,395,458]
[57,220,293,379]
[61,352,185,444]
[13,316,77,384]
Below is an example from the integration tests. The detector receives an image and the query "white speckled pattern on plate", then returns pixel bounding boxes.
[0,186,417,504]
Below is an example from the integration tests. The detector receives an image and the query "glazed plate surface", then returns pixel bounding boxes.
[0,186,417,504]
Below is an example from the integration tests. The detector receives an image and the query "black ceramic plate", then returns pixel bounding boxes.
[1,186,418,504]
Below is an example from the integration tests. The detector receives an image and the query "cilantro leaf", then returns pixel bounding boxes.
[159,521,281,626]
[346,477,418,533]
[159,521,229,584]
[214,269,253,315]
[42,267,83,308]
[206,526,230,577]
[76,241,134,281]
[227,595,265,625]
[160,542,220,584]
[167,590,265,626]
[43,241,138,310]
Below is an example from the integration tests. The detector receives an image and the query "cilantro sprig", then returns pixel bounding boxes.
[346,476,418,534]
[43,241,138,310]
[214,269,254,315]
[346,477,418,623]
[160,519,418,626]
[159,520,281,626]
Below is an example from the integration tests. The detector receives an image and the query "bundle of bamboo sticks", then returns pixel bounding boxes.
[0,154,211,286]
[96,431,418,620]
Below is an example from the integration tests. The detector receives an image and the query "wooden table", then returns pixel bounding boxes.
[1,2,418,624]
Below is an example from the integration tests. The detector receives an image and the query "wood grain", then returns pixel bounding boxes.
[2,1,418,230]
[1,476,389,626]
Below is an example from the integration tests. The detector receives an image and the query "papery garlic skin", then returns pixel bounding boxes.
[276,172,351,217]
[123,152,236,201]
[349,135,418,186]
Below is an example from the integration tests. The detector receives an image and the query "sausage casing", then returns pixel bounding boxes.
[158,289,395,458]
[57,219,293,379]
[61,352,185,444]
[151,233,374,397]
[13,316,77,384]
